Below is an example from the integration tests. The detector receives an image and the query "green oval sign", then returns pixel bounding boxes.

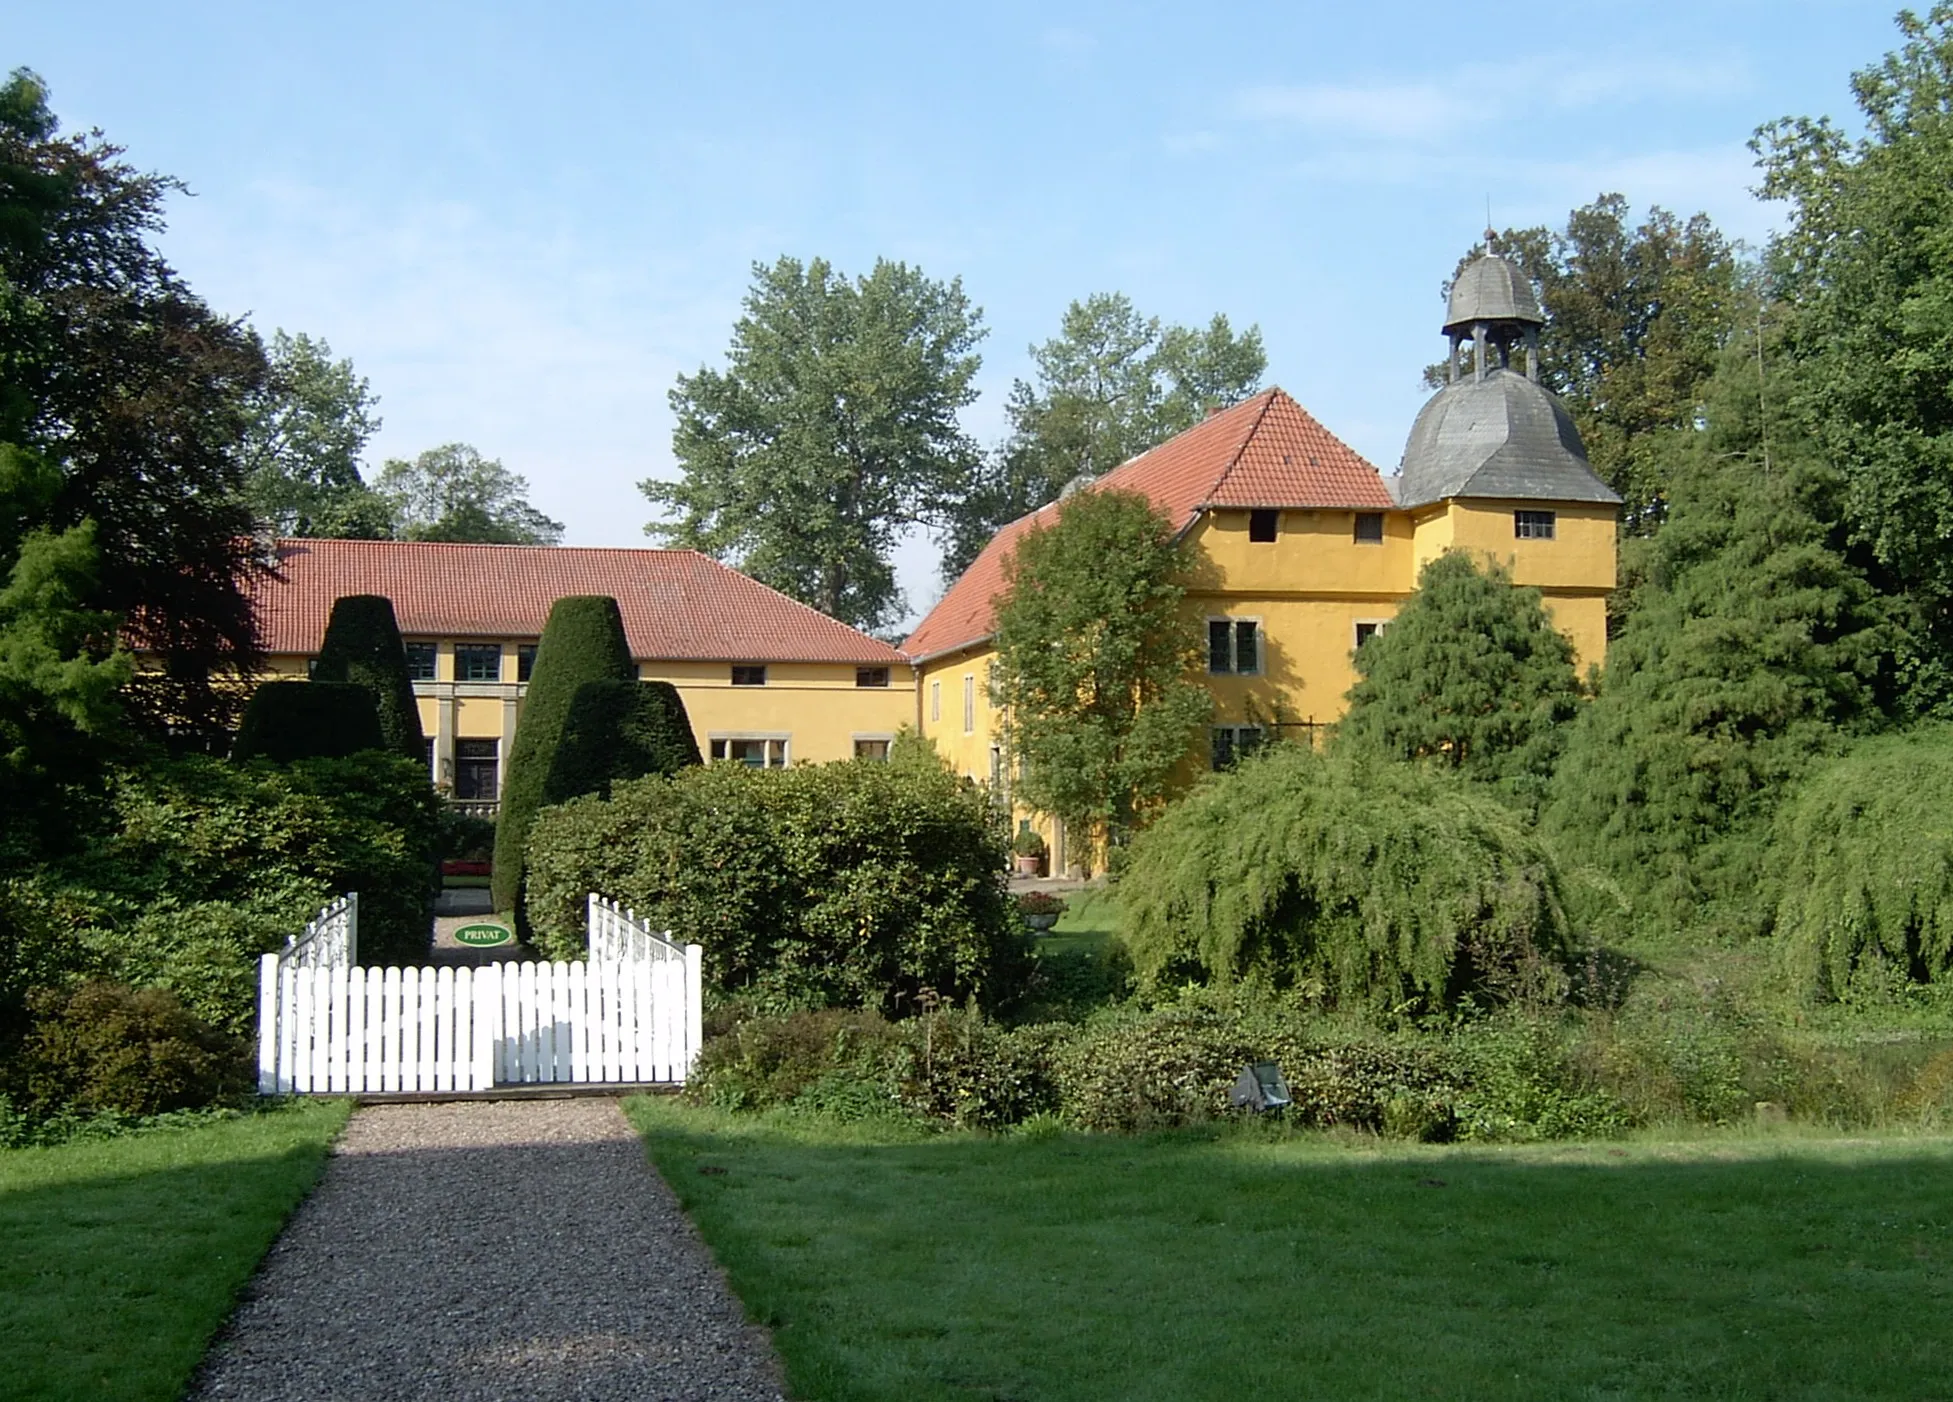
[454,922,514,947]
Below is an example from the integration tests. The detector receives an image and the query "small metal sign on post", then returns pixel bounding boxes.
[453,921,514,948]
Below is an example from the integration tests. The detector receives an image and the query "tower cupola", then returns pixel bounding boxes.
[1443,242,1545,384]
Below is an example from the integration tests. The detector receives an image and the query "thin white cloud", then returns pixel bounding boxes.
[1237,53,1752,142]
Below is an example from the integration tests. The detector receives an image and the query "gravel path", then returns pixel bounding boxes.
[192,1099,787,1402]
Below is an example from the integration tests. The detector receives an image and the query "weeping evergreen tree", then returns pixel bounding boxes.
[490,596,636,914]
[310,595,424,762]
[1774,726,1953,1000]
[1334,551,1582,814]
[1541,332,1897,933]
[1118,744,1572,1017]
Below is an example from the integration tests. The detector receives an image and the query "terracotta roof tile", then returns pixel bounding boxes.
[901,387,1389,660]
[254,539,905,665]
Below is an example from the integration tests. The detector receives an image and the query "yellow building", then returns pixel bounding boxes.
[901,251,1620,872]
[253,539,915,811]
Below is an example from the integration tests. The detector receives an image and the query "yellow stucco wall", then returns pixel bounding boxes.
[266,642,917,792]
[913,498,1616,869]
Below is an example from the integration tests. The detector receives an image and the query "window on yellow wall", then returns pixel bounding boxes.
[1249,509,1278,542]
[1207,619,1260,674]
[1354,512,1385,544]
[404,643,436,681]
[710,737,787,767]
[930,679,941,722]
[963,674,975,733]
[454,644,501,682]
[1515,510,1556,540]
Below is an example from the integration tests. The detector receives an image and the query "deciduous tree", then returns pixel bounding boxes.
[648,256,985,632]
[240,330,393,539]
[375,443,562,545]
[989,488,1211,850]
[942,294,1264,579]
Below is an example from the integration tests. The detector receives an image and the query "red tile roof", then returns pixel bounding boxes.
[901,388,1390,660]
[254,539,906,665]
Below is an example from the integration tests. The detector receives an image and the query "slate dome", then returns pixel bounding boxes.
[1397,369,1619,510]
[1443,251,1543,335]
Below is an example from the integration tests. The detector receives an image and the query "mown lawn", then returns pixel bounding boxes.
[629,1099,1953,1401]
[0,1100,351,1402]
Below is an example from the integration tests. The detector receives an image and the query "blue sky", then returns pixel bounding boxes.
[10,1,1899,626]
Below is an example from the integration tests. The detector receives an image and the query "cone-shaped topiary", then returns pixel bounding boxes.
[311,594,426,762]
[491,596,636,914]
[543,678,700,806]
[233,682,384,763]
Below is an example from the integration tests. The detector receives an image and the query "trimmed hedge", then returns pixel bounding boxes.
[524,757,1027,1011]
[543,678,700,805]
[491,596,637,914]
[310,594,426,762]
[232,682,383,763]
[1117,744,1573,1015]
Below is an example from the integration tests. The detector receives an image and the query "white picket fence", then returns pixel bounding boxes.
[257,894,702,1095]
[284,892,358,968]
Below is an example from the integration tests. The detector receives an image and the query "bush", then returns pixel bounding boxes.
[310,594,426,762]
[232,681,384,763]
[7,982,248,1118]
[442,810,497,862]
[492,596,637,914]
[524,757,1028,1012]
[542,678,700,805]
[1118,745,1573,1016]
[1773,728,1953,1000]
[43,752,441,1018]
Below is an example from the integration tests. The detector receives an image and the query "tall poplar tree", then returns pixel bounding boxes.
[647,256,985,633]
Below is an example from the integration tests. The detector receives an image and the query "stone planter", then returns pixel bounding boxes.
[1024,913,1060,933]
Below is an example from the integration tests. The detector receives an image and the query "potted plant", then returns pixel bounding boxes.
[1016,890,1065,932]
[1011,829,1047,876]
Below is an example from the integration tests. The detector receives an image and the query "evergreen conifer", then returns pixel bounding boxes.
[1334,551,1582,814]
[310,595,425,762]
[232,682,384,763]
[1541,338,1896,931]
[490,596,635,914]
[543,678,700,805]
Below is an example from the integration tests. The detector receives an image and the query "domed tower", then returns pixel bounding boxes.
[1397,244,1621,668]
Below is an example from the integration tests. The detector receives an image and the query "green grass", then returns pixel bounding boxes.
[629,1099,1953,1401]
[0,1100,351,1402]
[1035,885,1120,958]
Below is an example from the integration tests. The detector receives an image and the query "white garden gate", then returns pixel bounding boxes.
[257,894,702,1095]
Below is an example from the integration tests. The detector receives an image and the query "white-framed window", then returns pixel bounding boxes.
[454,738,500,797]
[1211,725,1264,770]
[404,642,437,681]
[454,643,502,682]
[930,679,941,723]
[1515,509,1557,540]
[708,735,789,768]
[963,673,976,733]
[1353,619,1392,650]
[853,735,893,762]
[1207,618,1260,675]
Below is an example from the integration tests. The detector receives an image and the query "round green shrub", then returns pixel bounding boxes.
[310,594,427,762]
[232,681,384,763]
[542,678,700,805]
[1117,744,1572,1015]
[1773,727,1953,1000]
[9,981,248,1118]
[492,596,637,914]
[523,757,1027,1011]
